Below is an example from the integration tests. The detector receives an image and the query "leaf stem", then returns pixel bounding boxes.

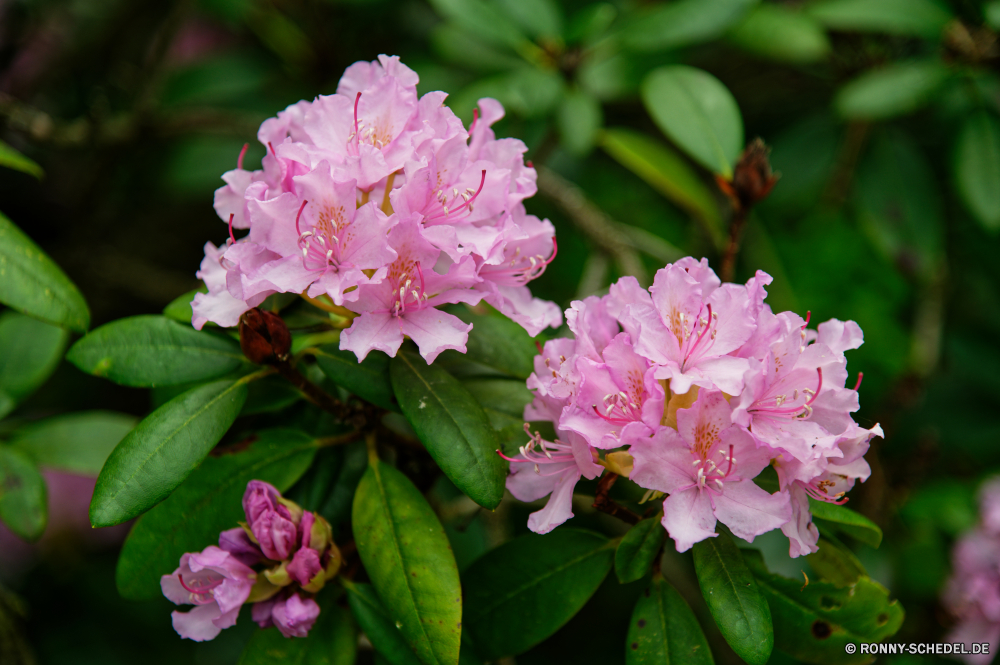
[592,472,641,525]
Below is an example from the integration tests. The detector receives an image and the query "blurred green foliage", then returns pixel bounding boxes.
[1,0,1000,662]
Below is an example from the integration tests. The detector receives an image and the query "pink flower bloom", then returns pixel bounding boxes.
[629,391,791,552]
[252,591,321,638]
[160,546,256,641]
[195,56,560,355]
[500,427,603,534]
[218,527,264,567]
[243,480,298,560]
[559,333,665,450]
[620,261,757,396]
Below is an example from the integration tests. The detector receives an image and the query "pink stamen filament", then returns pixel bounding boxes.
[237,143,248,170]
[853,372,864,392]
[228,214,236,245]
[805,483,848,504]
[294,200,309,237]
[469,107,479,133]
[426,170,487,223]
[751,368,823,418]
[802,311,811,329]
[353,92,362,145]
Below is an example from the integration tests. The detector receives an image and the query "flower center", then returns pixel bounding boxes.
[691,444,735,494]
[749,368,823,420]
[497,424,578,476]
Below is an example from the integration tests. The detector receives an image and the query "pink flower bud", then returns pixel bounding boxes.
[160,546,255,641]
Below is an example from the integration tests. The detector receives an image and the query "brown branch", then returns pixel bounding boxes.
[592,473,641,525]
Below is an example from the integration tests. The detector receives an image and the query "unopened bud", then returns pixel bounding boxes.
[721,138,779,211]
[239,309,292,364]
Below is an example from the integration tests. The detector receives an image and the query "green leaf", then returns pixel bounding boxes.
[345,582,423,665]
[463,529,614,659]
[439,306,538,380]
[461,378,532,419]
[558,89,603,156]
[641,66,744,178]
[0,141,42,179]
[988,1,1000,30]
[806,0,952,39]
[352,459,462,665]
[0,446,46,541]
[116,428,316,600]
[616,516,667,584]
[744,550,904,665]
[0,311,68,419]
[600,128,725,247]
[0,212,90,332]
[240,374,302,416]
[834,59,950,121]
[314,345,398,412]
[239,597,356,665]
[10,411,137,475]
[390,351,505,509]
[954,111,1000,233]
[692,530,773,665]
[67,315,245,388]
[727,5,831,64]
[162,288,204,324]
[809,499,883,548]
[623,0,759,52]
[626,575,714,665]
[806,535,866,587]
[90,378,248,527]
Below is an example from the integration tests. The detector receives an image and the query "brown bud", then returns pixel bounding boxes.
[239,308,291,364]
[720,138,779,211]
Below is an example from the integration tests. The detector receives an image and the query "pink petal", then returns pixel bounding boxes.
[712,478,791,544]
[662,489,717,552]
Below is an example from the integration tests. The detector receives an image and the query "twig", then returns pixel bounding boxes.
[719,207,749,284]
[592,473,641,525]
[536,166,650,286]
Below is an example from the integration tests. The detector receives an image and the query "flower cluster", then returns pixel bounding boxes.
[943,479,1000,663]
[503,257,882,555]
[161,480,339,641]
[192,54,560,362]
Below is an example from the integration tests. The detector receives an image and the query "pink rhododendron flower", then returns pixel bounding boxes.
[943,478,1000,663]
[160,546,256,641]
[193,54,560,362]
[504,256,878,558]
[163,480,339,641]
[630,390,791,551]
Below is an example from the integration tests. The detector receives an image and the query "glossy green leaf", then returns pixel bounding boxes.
[566,3,617,44]
[810,499,883,548]
[461,378,532,419]
[503,68,565,118]
[90,378,248,527]
[727,5,831,63]
[806,535,866,587]
[439,306,537,380]
[345,581,422,665]
[558,89,603,156]
[692,530,773,665]
[352,459,461,665]
[626,576,713,665]
[807,0,952,39]
[0,212,90,332]
[954,111,1000,233]
[116,429,316,599]
[641,66,744,178]
[240,374,302,416]
[0,311,68,419]
[10,411,137,475]
[463,529,614,659]
[67,315,245,388]
[834,60,950,121]
[390,351,505,509]
[988,1,1000,30]
[314,345,398,412]
[600,128,724,247]
[623,0,758,52]
[0,446,46,541]
[616,516,667,584]
[240,598,356,665]
[745,550,904,664]
[162,288,204,324]
[0,141,42,179]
